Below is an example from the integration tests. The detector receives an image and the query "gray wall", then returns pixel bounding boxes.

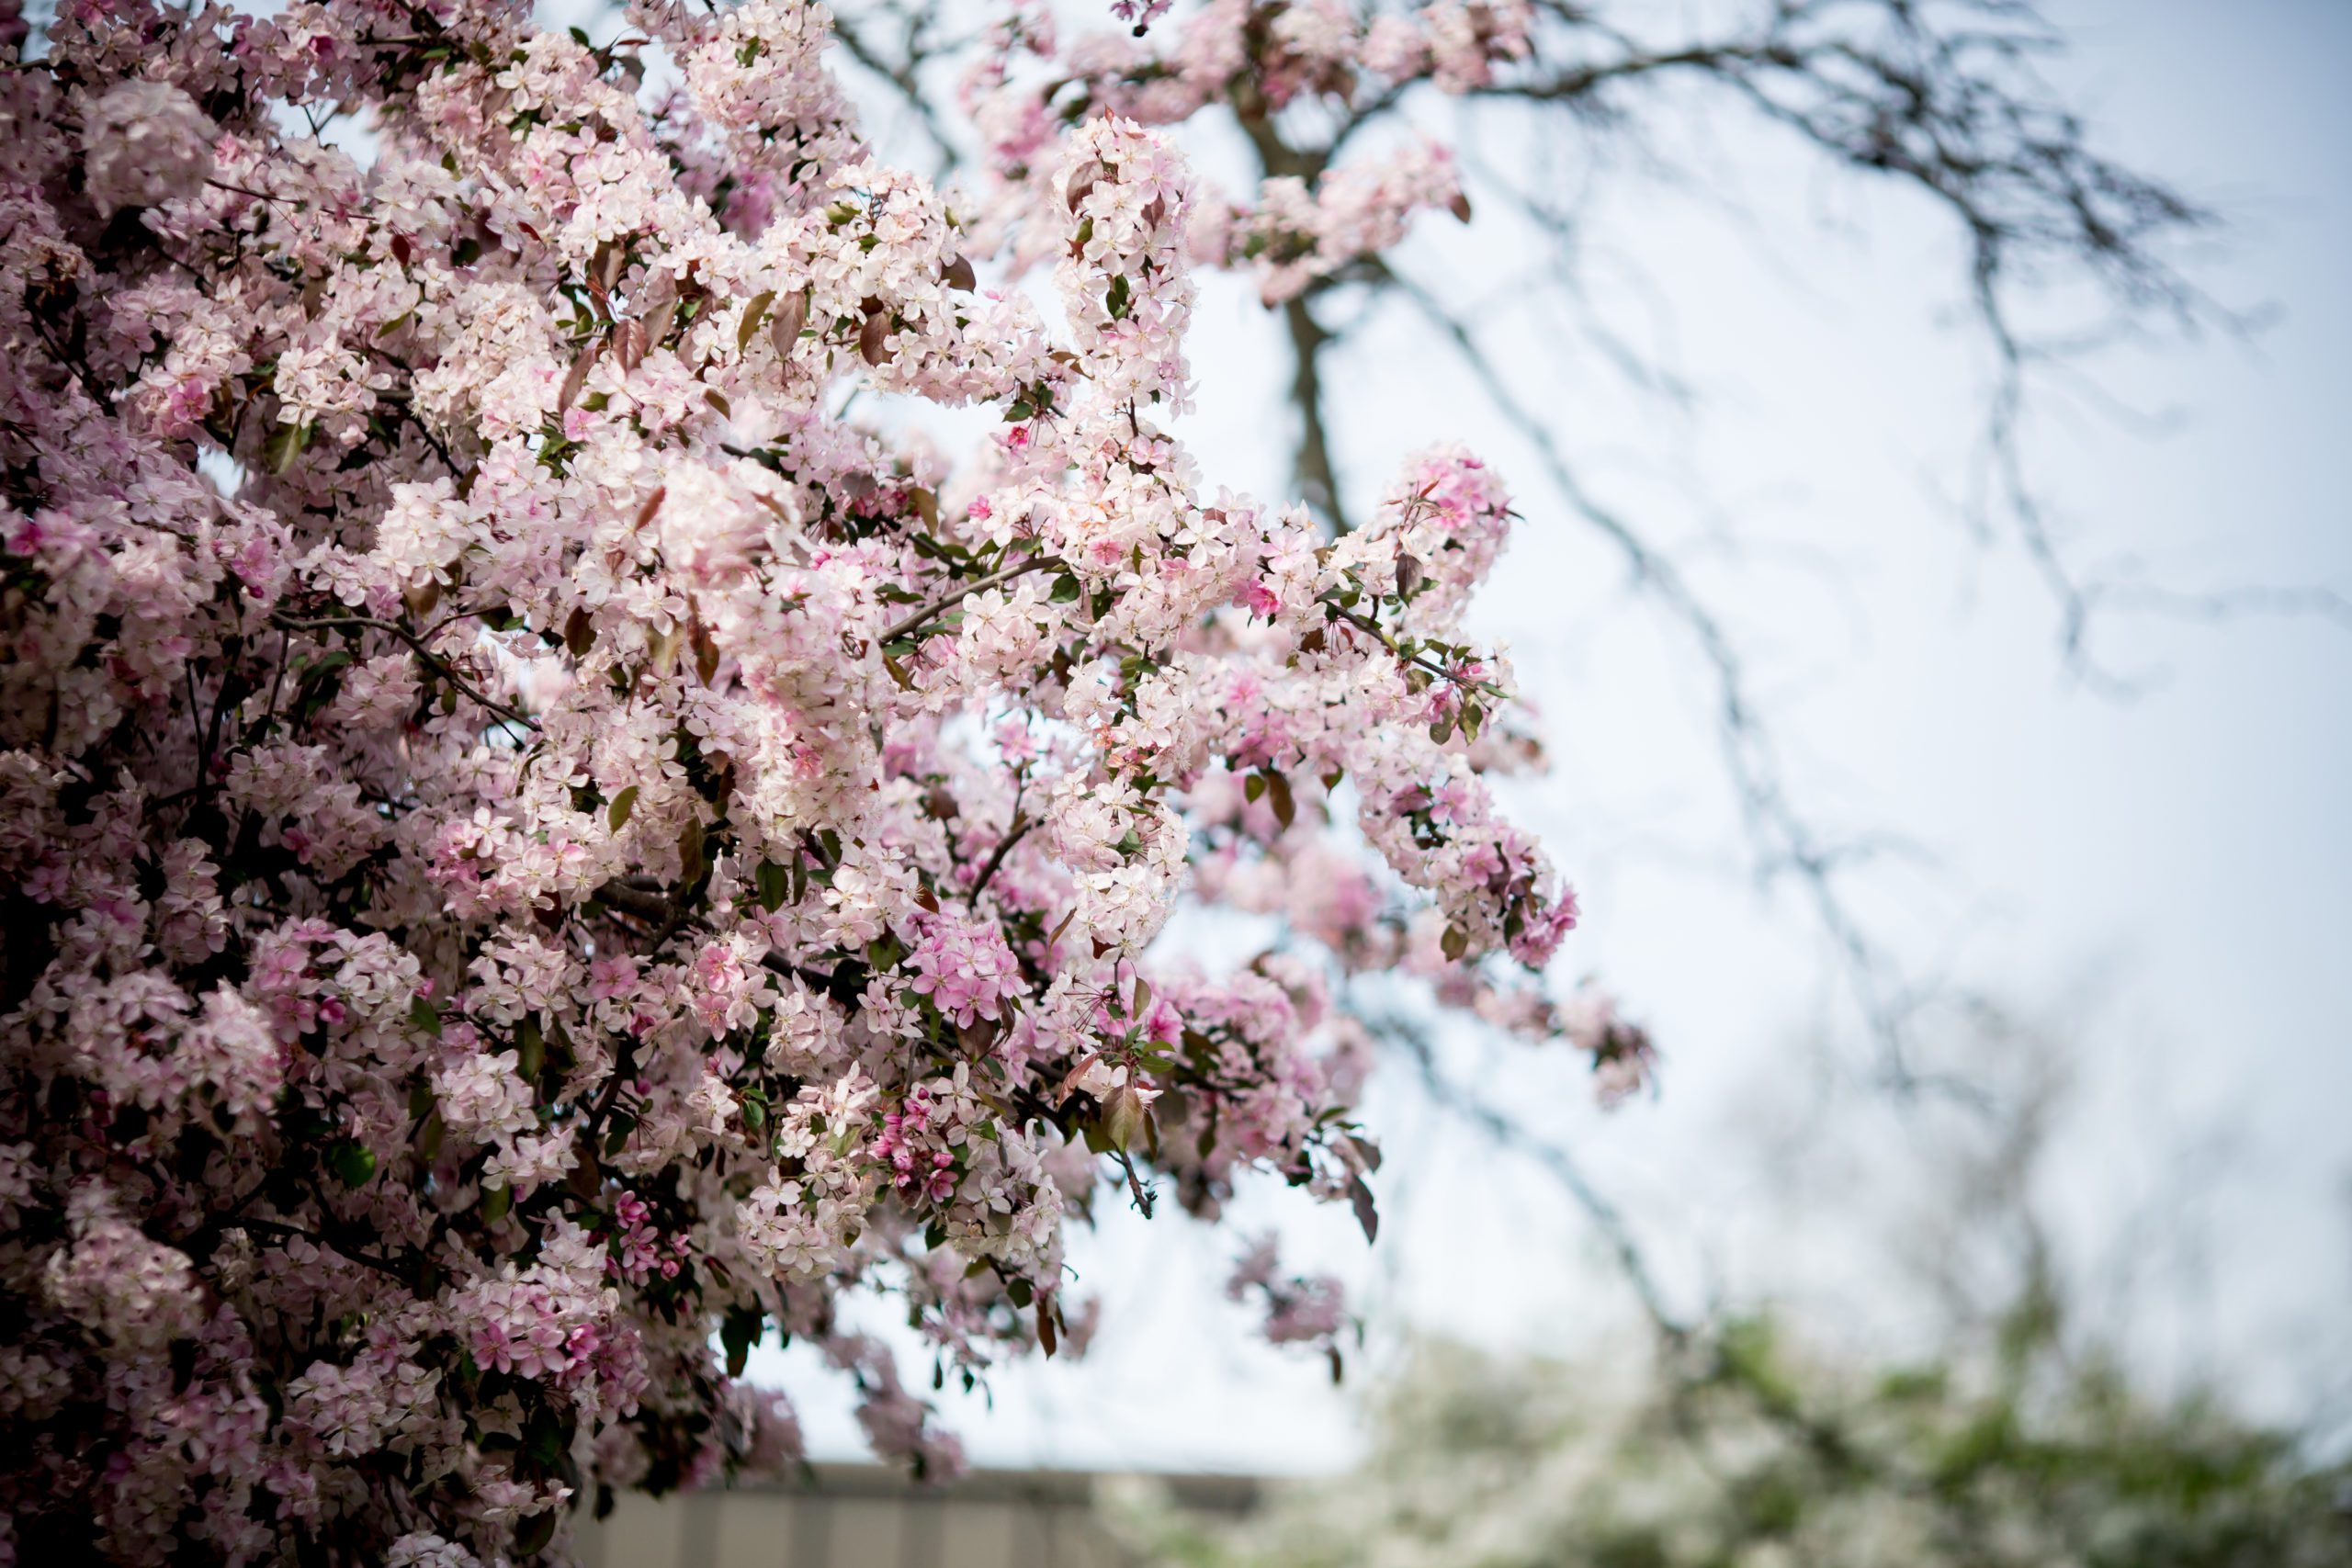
[575,1464,1256,1568]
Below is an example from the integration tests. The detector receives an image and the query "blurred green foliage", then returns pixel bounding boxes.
[1114,1294,2350,1568]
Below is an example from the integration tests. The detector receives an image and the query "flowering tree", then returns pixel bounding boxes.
[0,0,1647,1561]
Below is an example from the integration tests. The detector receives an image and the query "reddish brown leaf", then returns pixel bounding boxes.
[557,341,599,411]
[632,486,666,531]
[769,292,808,363]
[612,318,648,372]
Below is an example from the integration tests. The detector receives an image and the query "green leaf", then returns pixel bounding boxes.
[755,859,790,912]
[1441,924,1469,962]
[606,785,639,831]
[325,1139,377,1188]
[1105,273,1131,321]
[525,1409,566,1466]
[481,1182,513,1223]
[516,1017,544,1082]
[514,1508,559,1557]
[265,420,312,476]
[721,1304,764,1379]
[408,995,443,1038]
[1102,1089,1147,1151]
[1049,573,1082,604]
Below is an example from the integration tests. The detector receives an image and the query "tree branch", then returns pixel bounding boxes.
[270,613,539,733]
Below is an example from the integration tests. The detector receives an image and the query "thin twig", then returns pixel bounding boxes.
[270,613,539,733]
[968,811,1033,899]
[1376,1012,1687,1346]
[876,553,1066,646]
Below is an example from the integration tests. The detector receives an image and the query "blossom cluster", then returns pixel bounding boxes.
[965,0,1530,299]
[0,0,1633,1561]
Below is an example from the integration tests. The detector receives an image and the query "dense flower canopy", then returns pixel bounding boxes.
[0,0,1635,1560]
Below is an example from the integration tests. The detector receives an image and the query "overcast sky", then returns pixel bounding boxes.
[729,0,2352,1471]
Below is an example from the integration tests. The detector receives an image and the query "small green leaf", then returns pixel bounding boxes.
[755,859,790,912]
[514,1508,558,1557]
[1441,924,1469,962]
[1102,1088,1147,1151]
[516,1017,545,1082]
[325,1139,377,1188]
[481,1182,513,1223]
[1049,573,1082,604]
[1105,273,1131,321]
[265,420,312,476]
[408,995,443,1038]
[721,1304,763,1379]
[606,785,639,831]
[604,1113,637,1157]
